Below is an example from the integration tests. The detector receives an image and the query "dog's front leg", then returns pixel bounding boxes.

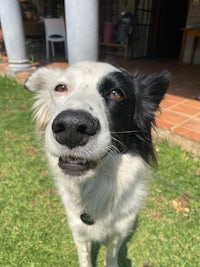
[74,240,92,267]
[104,236,124,267]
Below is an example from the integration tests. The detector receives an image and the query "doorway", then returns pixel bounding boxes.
[150,0,189,58]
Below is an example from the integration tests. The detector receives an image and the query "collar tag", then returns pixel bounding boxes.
[80,212,95,225]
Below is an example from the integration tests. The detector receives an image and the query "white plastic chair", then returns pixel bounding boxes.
[44,18,67,59]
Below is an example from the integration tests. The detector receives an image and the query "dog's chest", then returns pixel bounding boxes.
[56,154,146,241]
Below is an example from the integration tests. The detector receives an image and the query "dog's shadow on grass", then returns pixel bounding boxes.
[91,218,139,267]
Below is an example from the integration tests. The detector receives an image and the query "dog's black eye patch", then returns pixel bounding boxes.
[98,71,132,102]
[55,84,68,93]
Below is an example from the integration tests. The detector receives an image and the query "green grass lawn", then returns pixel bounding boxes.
[0,75,199,267]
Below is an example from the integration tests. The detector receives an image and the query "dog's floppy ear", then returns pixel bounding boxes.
[24,67,63,134]
[134,70,171,128]
[132,70,171,164]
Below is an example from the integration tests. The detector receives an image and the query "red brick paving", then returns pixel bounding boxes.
[157,95,200,143]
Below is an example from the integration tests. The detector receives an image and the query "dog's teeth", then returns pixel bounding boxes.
[60,156,96,167]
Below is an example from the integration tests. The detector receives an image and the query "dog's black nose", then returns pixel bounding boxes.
[52,110,100,149]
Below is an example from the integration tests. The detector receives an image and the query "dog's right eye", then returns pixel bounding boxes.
[55,84,68,93]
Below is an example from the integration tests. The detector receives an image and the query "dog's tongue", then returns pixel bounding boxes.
[58,156,97,176]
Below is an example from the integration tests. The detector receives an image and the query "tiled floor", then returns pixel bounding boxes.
[155,95,200,156]
[158,95,200,138]
[0,53,200,156]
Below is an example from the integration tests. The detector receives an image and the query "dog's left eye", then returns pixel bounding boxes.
[55,84,68,93]
[109,88,124,100]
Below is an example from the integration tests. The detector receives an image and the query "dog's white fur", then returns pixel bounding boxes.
[25,62,149,267]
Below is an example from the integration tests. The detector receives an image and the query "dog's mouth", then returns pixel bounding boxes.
[58,156,97,176]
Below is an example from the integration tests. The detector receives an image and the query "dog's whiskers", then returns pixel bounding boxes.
[108,144,121,154]
[112,134,128,151]
[108,137,127,155]
[111,130,146,134]
[104,145,121,168]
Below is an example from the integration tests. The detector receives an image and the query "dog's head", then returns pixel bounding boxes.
[25,61,171,178]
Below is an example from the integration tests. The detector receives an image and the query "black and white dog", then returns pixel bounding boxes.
[25,61,171,267]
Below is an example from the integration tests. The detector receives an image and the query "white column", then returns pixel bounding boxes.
[0,0,34,75]
[64,0,98,65]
